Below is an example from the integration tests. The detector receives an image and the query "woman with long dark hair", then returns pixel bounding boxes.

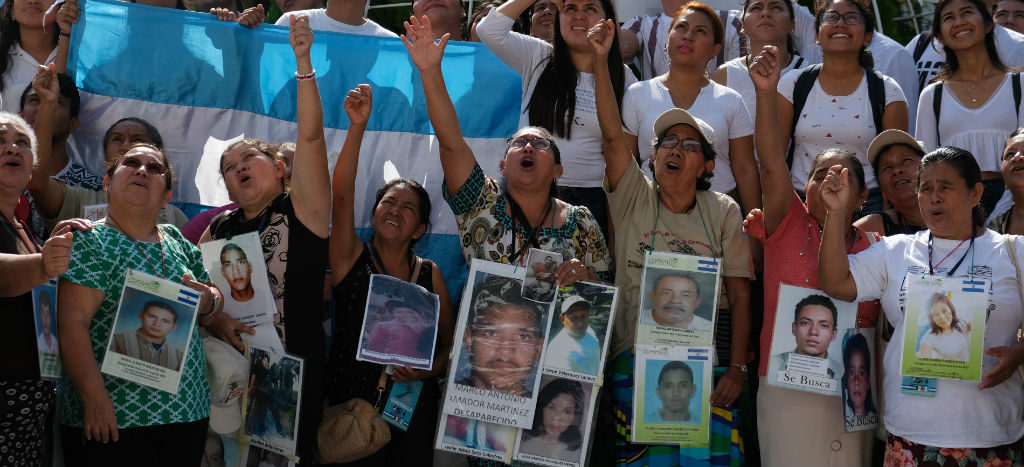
[917,0,1022,217]
[775,0,907,216]
[475,0,635,239]
[519,378,585,462]
[0,0,63,112]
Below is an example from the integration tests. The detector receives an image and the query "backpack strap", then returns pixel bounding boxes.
[1014,72,1022,126]
[866,69,886,136]
[933,82,944,146]
[912,30,932,63]
[787,63,822,168]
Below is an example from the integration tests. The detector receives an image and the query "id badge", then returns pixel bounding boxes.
[382,380,422,431]
[900,375,937,397]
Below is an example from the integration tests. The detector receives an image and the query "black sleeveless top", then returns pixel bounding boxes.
[881,211,924,236]
[0,215,39,378]
[326,246,435,404]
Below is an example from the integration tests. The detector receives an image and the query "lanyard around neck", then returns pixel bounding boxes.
[927,231,975,277]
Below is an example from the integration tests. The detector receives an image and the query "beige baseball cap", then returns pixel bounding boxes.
[867,129,925,169]
[652,108,716,146]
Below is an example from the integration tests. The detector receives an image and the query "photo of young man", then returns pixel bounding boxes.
[645,360,699,425]
[771,294,842,378]
[109,300,185,371]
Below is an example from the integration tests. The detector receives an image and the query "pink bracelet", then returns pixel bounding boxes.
[295,69,316,81]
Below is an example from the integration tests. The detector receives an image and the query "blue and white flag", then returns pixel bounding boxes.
[67,0,523,292]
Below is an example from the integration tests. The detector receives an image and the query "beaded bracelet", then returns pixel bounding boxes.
[295,69,316,81]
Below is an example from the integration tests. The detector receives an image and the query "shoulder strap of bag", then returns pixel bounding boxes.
[866,69,886,136]
[1014,72,1022,125]
[1004,235,1024,339]
[411,255,423,283]
[913,30,932,63]
[933,82,944,146]
[787,63,822,168]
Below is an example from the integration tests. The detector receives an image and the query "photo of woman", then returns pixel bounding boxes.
[518,377,588,463]
[842,332,877,422]
[917,292,970,361]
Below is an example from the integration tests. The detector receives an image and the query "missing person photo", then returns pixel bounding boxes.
[545,282,616,378]
[915,292,970,362]
[200,232,276,327]
[440,413,516,455]
[639,267,717,332]
[517,376,594,464]
[454,272,549,398]
[522,249,562,303]
[842,329,879,431]
[243,445,290,467]
[357,274,441,369]
[642,359,703,425]
[33,285,58,355]
[244,347,304,456]
[108,293,194,372]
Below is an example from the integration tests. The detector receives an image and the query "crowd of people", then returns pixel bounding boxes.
[3,0,1024,466]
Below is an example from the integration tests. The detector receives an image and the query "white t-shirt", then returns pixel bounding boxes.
[2,44,57,113]
[621,9,745,81]
[916,73,1024,173]
[848,230,1024,447]
[723,54,808,137]
[778,67,906,191]
[546,327,600,375]
[800,32,919,134]
[274,9,398,37]
[907,25,1024,93]
[621,79,753,194]
[476,10,637,188]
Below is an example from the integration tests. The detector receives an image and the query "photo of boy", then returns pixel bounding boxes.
[109,300,185,371]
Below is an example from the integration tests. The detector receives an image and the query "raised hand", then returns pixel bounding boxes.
[748,45,782,93]
[32,64,60,104]
[344,84,373,126]
[236,4,265,29]
[56,0,80,34]
[587,18,614,58]
[819,165,850,213]
[401,15,449,71]
[289,14,313,60]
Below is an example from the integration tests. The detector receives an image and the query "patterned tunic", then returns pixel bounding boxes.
[58,224,210,428]
[443,164,612,279]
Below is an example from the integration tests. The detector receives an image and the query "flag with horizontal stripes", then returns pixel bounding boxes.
[67,0,523,293]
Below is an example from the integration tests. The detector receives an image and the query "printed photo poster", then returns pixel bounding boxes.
[900,275,988,381]
[240,445,295,467]
[202,428,245,467]
[242,346,304,459]
[631,345,713,444]
[636,251,720,348]
[444,259,555,429]
[435,413,517,463]
[356,274,441,370]
[100,270,200,393]
[523,248,562,303]
[766,284,856,396]
[513,374,596,467]
[841,328,879,432]
[32,279,60,379]
[543,281,619,384]
[200,232,276,327]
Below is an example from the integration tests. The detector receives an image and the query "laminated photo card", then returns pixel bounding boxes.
[200,232,276,327]
[841,328,880,432]
[100,270,200,393]
[435,413,517,464]
[522,248,562,303]
[32,279,60,380]
[513,374,597,467]
[765,284,856,396]
[443,259,554,429]
[900,274,988,381]
[356,274,440,370]
[242,345,304,459]
[631,345,713,445]
[636,251,720,348]
[542,281,619,384]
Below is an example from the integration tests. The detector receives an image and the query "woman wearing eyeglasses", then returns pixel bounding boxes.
[404,16,611,285]
[592,18,753,467]
[775,0,907,216]
[56,142,231,466]
[916,0,1022,217]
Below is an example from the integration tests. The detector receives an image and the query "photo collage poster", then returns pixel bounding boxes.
[900,274,988,381]
[766,284,856,396]
[513,280,619,467]
[632,251,719,445]
[200,232,277,328]
[842,328,880,432]
[436,257,620,466]
[32,279,60,380]
[241,345,305,461]
[356,274,441,370]
[631,345,713,444]
[100,270,200,394]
